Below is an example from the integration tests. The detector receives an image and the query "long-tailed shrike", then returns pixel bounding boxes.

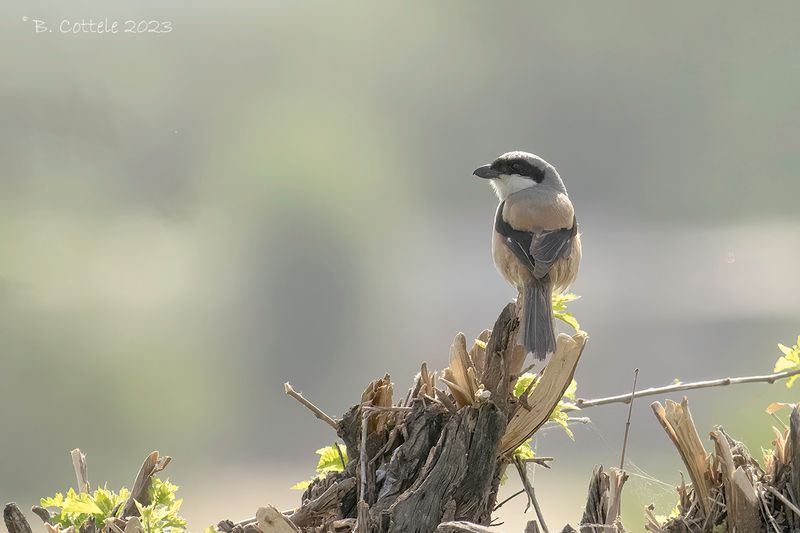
[474,151,581,360]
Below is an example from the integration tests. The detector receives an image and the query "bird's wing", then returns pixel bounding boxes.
[495,202,577,280]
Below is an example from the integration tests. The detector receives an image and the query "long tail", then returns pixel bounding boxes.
[522,278,556,360]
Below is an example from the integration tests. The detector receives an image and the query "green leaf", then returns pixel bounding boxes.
[292,442,348,490]
[554,311,580,332]
[550,409,575,440]
[60,491,102,516]
[551,292,580,310]
[291,480,312,491]
[513,373,537,398]
[40,478,184,533]
[775,357,797,372]
[512,374,580,439]
[773,337,800,388]
[316,444,348,474]
[40,493,65,509]
[513,440,536,460]
[551,292,581,331]
[149,478,179,507]
[563,380,578,401]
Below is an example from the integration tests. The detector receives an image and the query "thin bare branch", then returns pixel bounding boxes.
[765,485,800,518]
[576,367,800,408]
[284,382,338,430]
[493,489,525,512]
[333,442,346,470]
[363,405,413,412]
[514,457,548,533]
[436,522,496,532]
[619,369,639,470]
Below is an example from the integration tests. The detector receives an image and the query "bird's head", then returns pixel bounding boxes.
[473,151,566,200]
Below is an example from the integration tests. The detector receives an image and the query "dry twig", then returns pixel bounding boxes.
[576,367,800,408]
[284,382,338,430]
[514,457,548,533]
[618,370,638,470]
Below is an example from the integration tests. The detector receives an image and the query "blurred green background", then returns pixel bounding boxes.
[2,1,800,530]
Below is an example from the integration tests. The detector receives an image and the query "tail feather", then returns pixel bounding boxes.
[522,279,555,360]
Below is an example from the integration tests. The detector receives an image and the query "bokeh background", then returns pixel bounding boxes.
[2,1,800,530]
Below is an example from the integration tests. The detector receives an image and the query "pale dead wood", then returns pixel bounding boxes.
[434,386,458,413]
[105,517,127,533]
[576,367,800,408]
[469,330,490,377]
[759,487,782,533]
[70,449,90,493]
[436,521,500,532]
[284,382,338,430]
[643,504,664,533]
[500,332,587,455]
[332,518,357,531]
[710,430,760,532]
[651,399,711,517]
[289,478,356,527]
[574,467,627,533]
[43,524,63,533]
[439,376,472,408]
[765,485,800,518]
[645,399,795,532]
[122,517,142,533]
[442,333,481,408]
[256,506,300,533]
[604,469,627,533]
[355,502,370,533]
[218,302,595,532]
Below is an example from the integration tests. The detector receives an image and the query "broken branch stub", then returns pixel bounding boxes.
[221,301,590,532]
[121,451,171,518]
[645,399,800,532]
[3,505,32,533]
[501,332,587,456]
[650,399,711,517]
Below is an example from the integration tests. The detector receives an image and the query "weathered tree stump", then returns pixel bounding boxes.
[277,303,587,532]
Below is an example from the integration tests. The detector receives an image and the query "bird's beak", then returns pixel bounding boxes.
[473,164,499,179]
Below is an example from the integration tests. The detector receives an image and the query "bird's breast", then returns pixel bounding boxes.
[503,189,575,232]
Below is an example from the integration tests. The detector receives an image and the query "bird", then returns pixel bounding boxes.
[474,151,581,360]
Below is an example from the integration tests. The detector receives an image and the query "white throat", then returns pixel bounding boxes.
[490,176,535,200]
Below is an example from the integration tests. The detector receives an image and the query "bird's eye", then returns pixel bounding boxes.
[512,163,522,173]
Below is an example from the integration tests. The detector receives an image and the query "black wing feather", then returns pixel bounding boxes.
[495,201,577,280]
